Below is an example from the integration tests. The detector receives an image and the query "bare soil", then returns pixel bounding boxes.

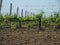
[0,27,60,45]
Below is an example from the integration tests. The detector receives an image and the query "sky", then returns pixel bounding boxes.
[1,0,60,16]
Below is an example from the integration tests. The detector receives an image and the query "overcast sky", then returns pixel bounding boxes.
[1,0,60,16]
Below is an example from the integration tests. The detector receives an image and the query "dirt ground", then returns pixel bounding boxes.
[0,27,60,45]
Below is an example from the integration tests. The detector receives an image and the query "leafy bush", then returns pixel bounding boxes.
[11,22,16,30]
[56,18,60,26]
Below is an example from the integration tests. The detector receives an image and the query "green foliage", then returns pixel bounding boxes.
[0,14,4,22]
[11,22,16,30]
[42,18,49,26]
[18,17,24,22]
[4,14,11,21]
[54,12,60,18]
[0,14,4,28]
[12,14,17,19]
[56,17,60,26]
[0,22,5,28]
[0,11,60,29]
[35,11,44,19]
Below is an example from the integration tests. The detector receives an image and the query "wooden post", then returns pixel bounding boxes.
[38,11,44,30]
[27,11,29,16]
[19,18,22,28]
[17,7,19,15]
[10,3,12,29]
[31,12,32,15]
[10,3,12,15]
[21,9,23,17]
[31,12,33,17]
[0,0,3,13]
[39,16,42,30]
[32,13,35,16]
[25,10,27,17]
